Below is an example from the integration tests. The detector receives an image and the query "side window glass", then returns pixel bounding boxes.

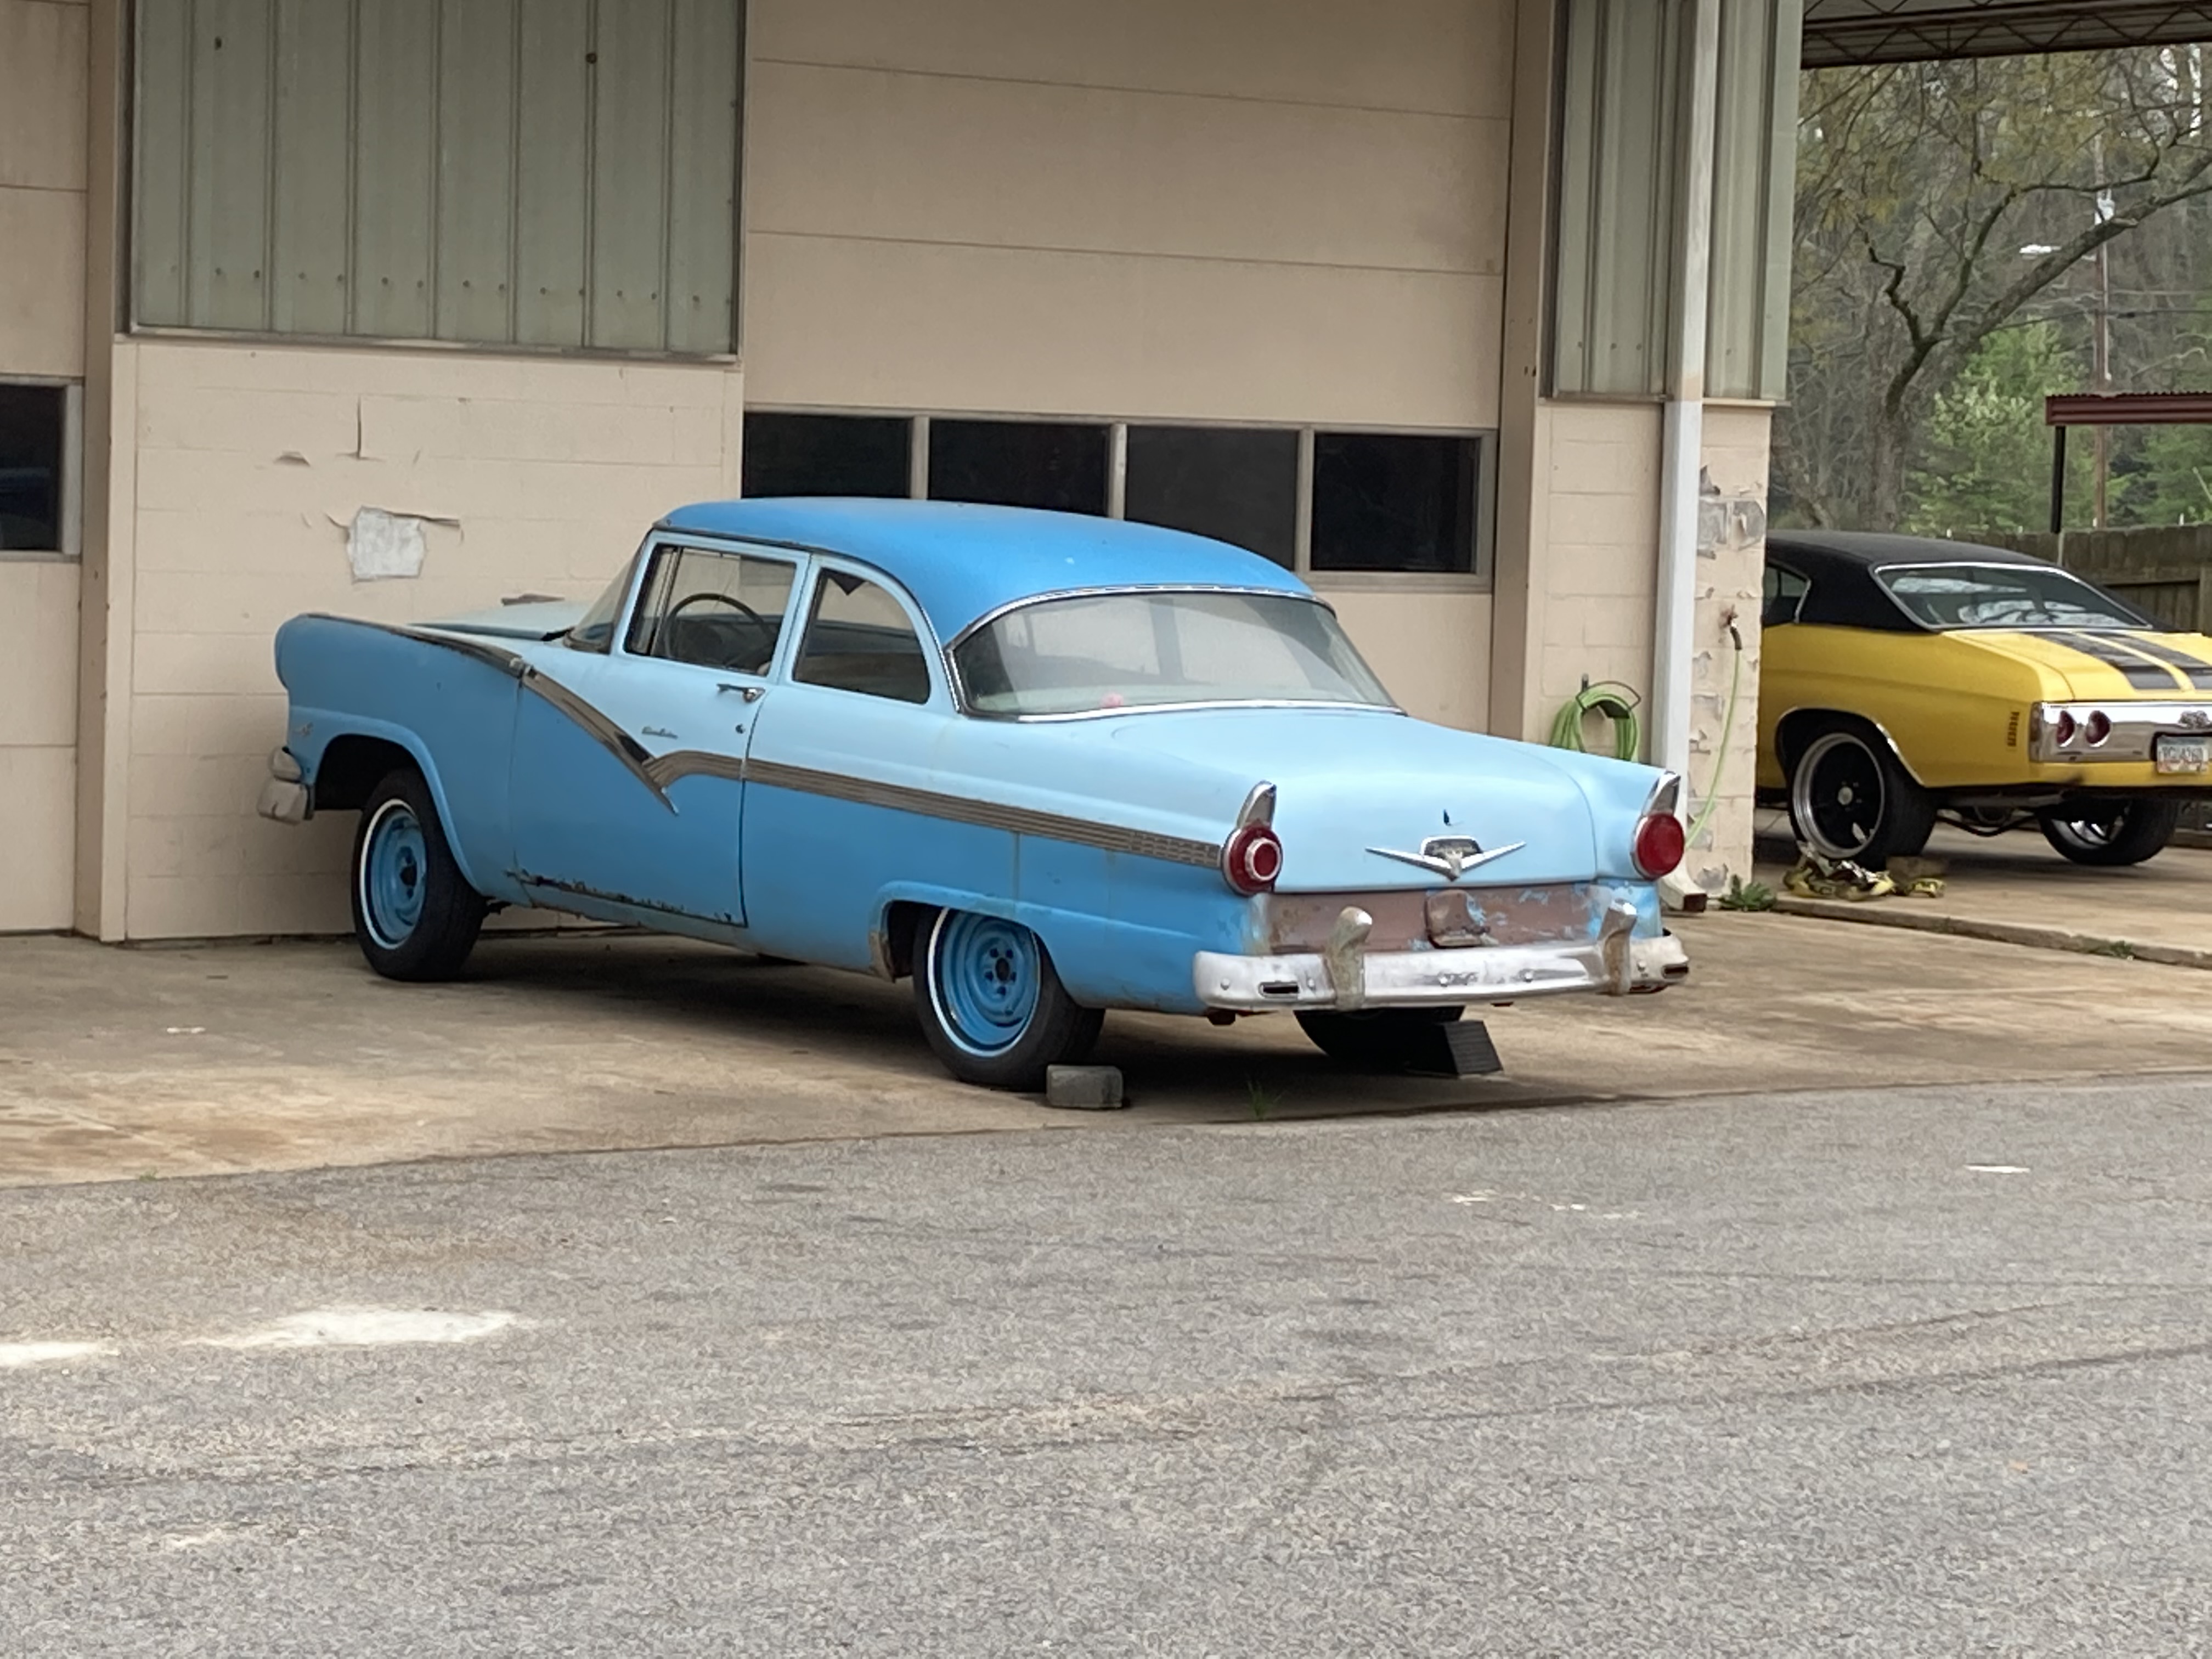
[793,572,933,704]
[627,545,797,674]
[1763,565,1809,629]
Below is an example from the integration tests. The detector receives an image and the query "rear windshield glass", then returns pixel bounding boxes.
[1876,563,2153,632]
[953,590,1395,718]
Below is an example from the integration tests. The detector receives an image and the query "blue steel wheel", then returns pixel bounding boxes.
[348,767,486,982]
[915,908,1102,1090]
[359,800,429,949]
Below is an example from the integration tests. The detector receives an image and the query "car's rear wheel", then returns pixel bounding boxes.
[351,768,486,981]
[915,908,1102,1090]
[2039,798,2181,867]
[1296,1006,1463,1072]
[1786,723,1936,867]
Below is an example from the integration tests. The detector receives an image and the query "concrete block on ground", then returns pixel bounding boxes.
[1045,1065,1126,1110]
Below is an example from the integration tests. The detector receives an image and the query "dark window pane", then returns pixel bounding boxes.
[1124,425,1298,567]
[0,384,65,552]
[1310,433,1480,574]
[744,413,911,498]
[928,419,1108,515]
[793,571,933,704]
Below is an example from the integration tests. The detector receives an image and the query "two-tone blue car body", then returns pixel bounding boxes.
[262,500,1689,1087]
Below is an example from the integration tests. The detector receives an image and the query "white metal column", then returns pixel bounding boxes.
[1651,0,1722,783]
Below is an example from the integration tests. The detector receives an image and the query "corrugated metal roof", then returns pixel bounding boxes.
[1804,1,2212,66]
[2046,393,2212,427]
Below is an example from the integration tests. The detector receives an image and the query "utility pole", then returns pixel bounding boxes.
[2092,139,2114,529]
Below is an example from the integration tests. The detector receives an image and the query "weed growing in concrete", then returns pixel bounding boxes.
[2093,939,2136,960]
[1245,1079,1281,1120]
[1718,876,1778,912]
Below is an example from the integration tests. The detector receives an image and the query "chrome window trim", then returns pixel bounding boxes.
[942,584,1400,720]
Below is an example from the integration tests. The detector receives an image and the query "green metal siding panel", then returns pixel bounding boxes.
[665,0,741,356]
[1551,0,1684,397]
[435,0,520,344]
[352,0,438,338]
[133,0,194,326]
[1757,0,1802,399]
[1705,0,1799,401]
[587,0,675,351]
[187,0,275,331]
[514,0,592,347]
[1593,0,1678,395]
[270,0,353,336]
[131,0,740,353]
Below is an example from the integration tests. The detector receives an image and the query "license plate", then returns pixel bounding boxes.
[2154,736,2211,775]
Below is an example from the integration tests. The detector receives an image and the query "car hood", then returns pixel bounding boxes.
[420,599,589,642]
[1075,706,1647,888]
[1950,629,2212,700]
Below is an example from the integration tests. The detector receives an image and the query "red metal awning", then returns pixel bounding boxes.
[2045,393,2212,427]
[1805,1,2212,67]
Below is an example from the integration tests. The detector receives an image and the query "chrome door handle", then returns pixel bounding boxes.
[716,682,765,702]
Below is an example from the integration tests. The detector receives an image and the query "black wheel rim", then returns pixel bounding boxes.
[1796,734,1885,859]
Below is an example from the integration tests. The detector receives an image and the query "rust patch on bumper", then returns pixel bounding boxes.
[1258,885,1605,953]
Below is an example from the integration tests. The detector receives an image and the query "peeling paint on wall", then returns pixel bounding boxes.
[344,507,428,581]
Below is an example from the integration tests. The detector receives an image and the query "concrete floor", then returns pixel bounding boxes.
[5,907,2210,1187]
[8,1076,2212,1655]
[1754,819,2212,962]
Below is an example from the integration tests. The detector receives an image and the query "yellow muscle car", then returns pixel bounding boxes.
[1758,531,2212,867]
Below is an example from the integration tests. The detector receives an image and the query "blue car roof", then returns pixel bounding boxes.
[657,498,1312,640]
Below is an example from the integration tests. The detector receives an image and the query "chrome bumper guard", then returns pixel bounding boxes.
[256,747,311,826]
[1194,900,1689,1012]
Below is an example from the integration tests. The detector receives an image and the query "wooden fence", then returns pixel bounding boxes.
[1976,525,2212,635]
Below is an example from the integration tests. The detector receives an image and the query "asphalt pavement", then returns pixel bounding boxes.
[6,1075,2211,1656]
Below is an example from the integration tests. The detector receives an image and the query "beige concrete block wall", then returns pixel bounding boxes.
[1532,402,1663,729]
[101,340,743,939]
[745,0,1510,729]
[0,0,88,380]
[1688,404,1773,888]
[2,0,89,930]
[0,563,79,929]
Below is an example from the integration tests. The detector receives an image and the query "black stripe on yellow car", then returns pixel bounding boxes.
[2043,631,2188,692]
[2107,633,2212,691]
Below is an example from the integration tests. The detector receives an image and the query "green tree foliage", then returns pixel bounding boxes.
[1776,47,2212,533]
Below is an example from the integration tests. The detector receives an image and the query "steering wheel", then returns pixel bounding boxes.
[663,591,774,672]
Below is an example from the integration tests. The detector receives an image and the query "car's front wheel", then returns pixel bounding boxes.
[915,909,1102,1090]
[2039,798,2181,867]
[351,768,486,980]
[1786,723,1936,867]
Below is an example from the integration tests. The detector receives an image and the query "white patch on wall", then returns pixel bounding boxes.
[345,507,428,581]
[202,1307,518,1350]
[0,1340,114,1368]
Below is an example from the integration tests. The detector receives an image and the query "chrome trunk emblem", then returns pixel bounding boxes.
[1365,835,1526,882]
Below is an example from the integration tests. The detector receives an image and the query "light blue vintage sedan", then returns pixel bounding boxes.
[261,500,1689,1087]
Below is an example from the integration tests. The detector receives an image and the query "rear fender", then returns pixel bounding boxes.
[288,712,492,896]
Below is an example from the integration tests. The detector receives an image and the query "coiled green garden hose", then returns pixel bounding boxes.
[1547,680,1643,761]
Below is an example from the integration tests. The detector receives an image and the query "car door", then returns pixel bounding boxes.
[508,539,800,927]
[739,560,1007,968]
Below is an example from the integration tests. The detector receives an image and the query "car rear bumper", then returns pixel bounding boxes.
[1193,899,1689,1011]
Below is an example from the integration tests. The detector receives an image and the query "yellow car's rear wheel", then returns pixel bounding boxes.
[2039,798,2181,867]
[1787,724,1936,867]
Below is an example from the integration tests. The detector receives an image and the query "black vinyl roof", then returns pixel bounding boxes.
[1766,529,2050,573]
[1765,531,2055,631]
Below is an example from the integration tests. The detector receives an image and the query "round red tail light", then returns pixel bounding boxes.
[2084,710,2111,747]
[1633,811,1685,880]
[2055,710,2079,747]
[1222,823,1284,895]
